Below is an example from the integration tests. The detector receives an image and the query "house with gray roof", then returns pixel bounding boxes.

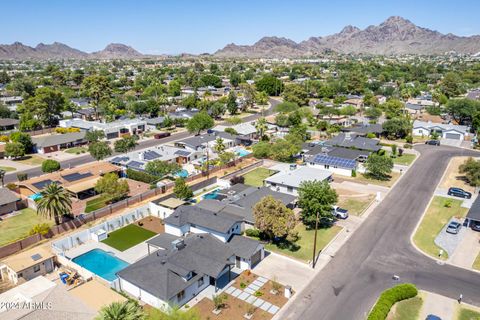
[0,118,19,131]
[412,120,470,141]
[117,232,264,310]
[0,188,20,215]
[32,131,87,154]
[325,132,381,152]
[174,132,247,152]
[264,166,332,196]
[342,123,383,137]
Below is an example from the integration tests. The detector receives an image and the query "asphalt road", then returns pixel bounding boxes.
[280,145,480,320]
[4,98,280,184]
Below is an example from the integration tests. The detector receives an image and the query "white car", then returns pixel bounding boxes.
[332,206,349,219]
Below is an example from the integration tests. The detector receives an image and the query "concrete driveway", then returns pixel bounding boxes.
[434,218,466,257]
[434,187,476,208]
[450,229,480,268]
[441,138,462,147]
[253,252,312,292]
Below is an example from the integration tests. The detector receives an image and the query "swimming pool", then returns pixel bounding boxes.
[236,148,251,157]
[28,193,42,201]
[202,188,220,200]
[72,248,129,281]
[175,169,189,178]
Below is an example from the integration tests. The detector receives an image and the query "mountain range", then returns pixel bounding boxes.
[0,42,143,60]
[215,16,480,57]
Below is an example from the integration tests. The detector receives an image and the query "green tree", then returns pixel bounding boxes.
[365,107,382,120]
[145,160,181,177]
[298,180,338,227]
[229,72,241,87]
[226,91,238,115]
[219,151,235,165]
[445,99,480,125]
[200,74,222,88]
[41,159,61,173]
[95,173,129,202]
[255,117,268,139]
[255,75,283,96]
[37,183,72,225]
[382,118,411,139]
[366,153,394,180]
[253,196,296,241]
[5,142,25,159]
[95,301,145,320]
[186,112,214,135]
[213,137,226,154]
[85,130,106,143]
[439,72,465,98]
[10,132,34,153]
[252,141,271,158]
[88,141,112,161]
[282,84,308,106]
[173,178,193,200]
[81,75,111,120]
[459,157,480,187]
[168,80,181,97]
[275,101,298,113]
[114,136,138,153]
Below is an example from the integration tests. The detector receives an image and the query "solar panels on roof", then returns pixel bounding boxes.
[31,253,42,261]
[143,150,161,161]
[127,161,144,170]
[311,154,356,169]
[32,179,60,190]
[174,150,191,157]
[111,156,129,163]
[62,172,93,182]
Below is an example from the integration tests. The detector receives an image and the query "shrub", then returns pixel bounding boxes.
[29,223,51,236]
[41,159,61,173]
[444,199,453,208]
[405,135,413,144]
[403,143,413,149]
[245,228,261,238]
[0,135,9,142]
[366,132,376,139]
[230,175,245,185]
[351,169,357,177]
[212,293,228,310]
[240,282,247,289]
[6,183,17,191]
[17,172,28,181]
[126,168,159,184]
[254,291,263,297]
[367,284,418,320]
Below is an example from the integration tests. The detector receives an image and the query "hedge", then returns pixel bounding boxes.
[126,168,160,184]
[367,283,418,320]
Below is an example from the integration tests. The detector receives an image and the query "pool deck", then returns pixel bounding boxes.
[65,240,150,264]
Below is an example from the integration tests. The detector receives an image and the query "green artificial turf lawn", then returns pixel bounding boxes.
[101,224,157,251]
[0,208,53,246]
[242,167,276,187]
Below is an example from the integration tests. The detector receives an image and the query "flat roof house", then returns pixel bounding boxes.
[264,166,332,196]
[174,132,243,152]
[412,120,470,141]
[0,188,20,215]
[0,246,55,285]
[59,118,147,140]
[117,232,264,310]
[32,131,87,154]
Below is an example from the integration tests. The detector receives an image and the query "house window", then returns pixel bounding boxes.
[287,187,293,192]
[198,277,204,288]
[33,265,40,273]
[177,290,185,301]
[324,165,330,169]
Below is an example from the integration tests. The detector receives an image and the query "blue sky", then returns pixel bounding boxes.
[1,0,480,54]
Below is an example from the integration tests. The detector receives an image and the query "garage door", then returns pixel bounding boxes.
[445,133,461,140]
[251,250,262,267]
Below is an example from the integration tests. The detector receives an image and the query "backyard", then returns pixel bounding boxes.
[0,208,53,246]
[413,196,468,259]
[252,223,342,262]
[387,295,423,320]
[85,194,113,213]
[242,168,276,187]
[101,224,157,251]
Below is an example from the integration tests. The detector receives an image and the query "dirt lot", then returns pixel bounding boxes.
[193,295,272,320]
[439,157,476,193]
[136,216,164,234]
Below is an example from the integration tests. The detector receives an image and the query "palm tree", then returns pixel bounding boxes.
[255,117,268,140]
[213,137,226,154]
[96,301,145,320]
[36,183,72,225]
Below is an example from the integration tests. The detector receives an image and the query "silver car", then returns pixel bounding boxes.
[446,221,461,234]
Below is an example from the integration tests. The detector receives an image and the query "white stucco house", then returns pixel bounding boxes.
[412,120,470,141]
[264,166,332,196]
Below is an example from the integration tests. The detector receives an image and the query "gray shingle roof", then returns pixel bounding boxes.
[467,197,480,222]
[117,233,234,301]
[33,132,86,148]
[164,205,242,234]
[0,188,19,206]
[325,133,381,152]
[228,235,261,259]
[147,233,181,250]
[0,118,19,127]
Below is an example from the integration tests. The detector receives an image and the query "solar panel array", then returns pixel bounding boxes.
[32,179,60,190]
[311,154,356,169]
[127,161,144,170]
[31,253,42,261]
[111,156,129,163]
[174,150,191,157]
[143,150,161,161]
[63,172,93,182]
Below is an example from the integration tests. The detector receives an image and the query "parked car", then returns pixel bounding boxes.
[471,221,480,232]
[447,187,472,199]
[446,221,462,234]
[425,315,442,320]
[332,206,349,219]
[154,132,171,139]
[425,140,440,146]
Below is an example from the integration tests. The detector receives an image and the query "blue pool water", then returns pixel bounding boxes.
[202,188,220,200]
[236,148,251,157]
[72,249,129,281]
[175,169,189,178]
[28,193,42,201]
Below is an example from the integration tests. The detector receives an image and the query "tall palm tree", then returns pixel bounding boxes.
[213,137,226,154]
[255,117,268,140]
[36,183,72,225]
[96,301,145,320]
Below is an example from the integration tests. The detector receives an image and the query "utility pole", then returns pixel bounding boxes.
[206,146,210,179]
[312,211,320,269]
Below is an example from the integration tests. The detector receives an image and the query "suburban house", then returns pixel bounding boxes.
[109,144,200,172]
[164,205,243,242]
[117,233,264,309]
[465,197,480,228]
[405,103,425,116]
[466,89,480,101]
[195,184,296,226]
[325,132,381,152]
[412,120,470,141]
[174,132,247,152]
[0,246,55,285]
[149,198,186,220]
[32,131,87,154]
[264,166,332,196]
[59,118,147,139]
[212,122,257,140]
[17,162,121,200]
[306,147,364,176]
[0,187,20,215]
[342,123,383,137]
[0,118,19,131]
